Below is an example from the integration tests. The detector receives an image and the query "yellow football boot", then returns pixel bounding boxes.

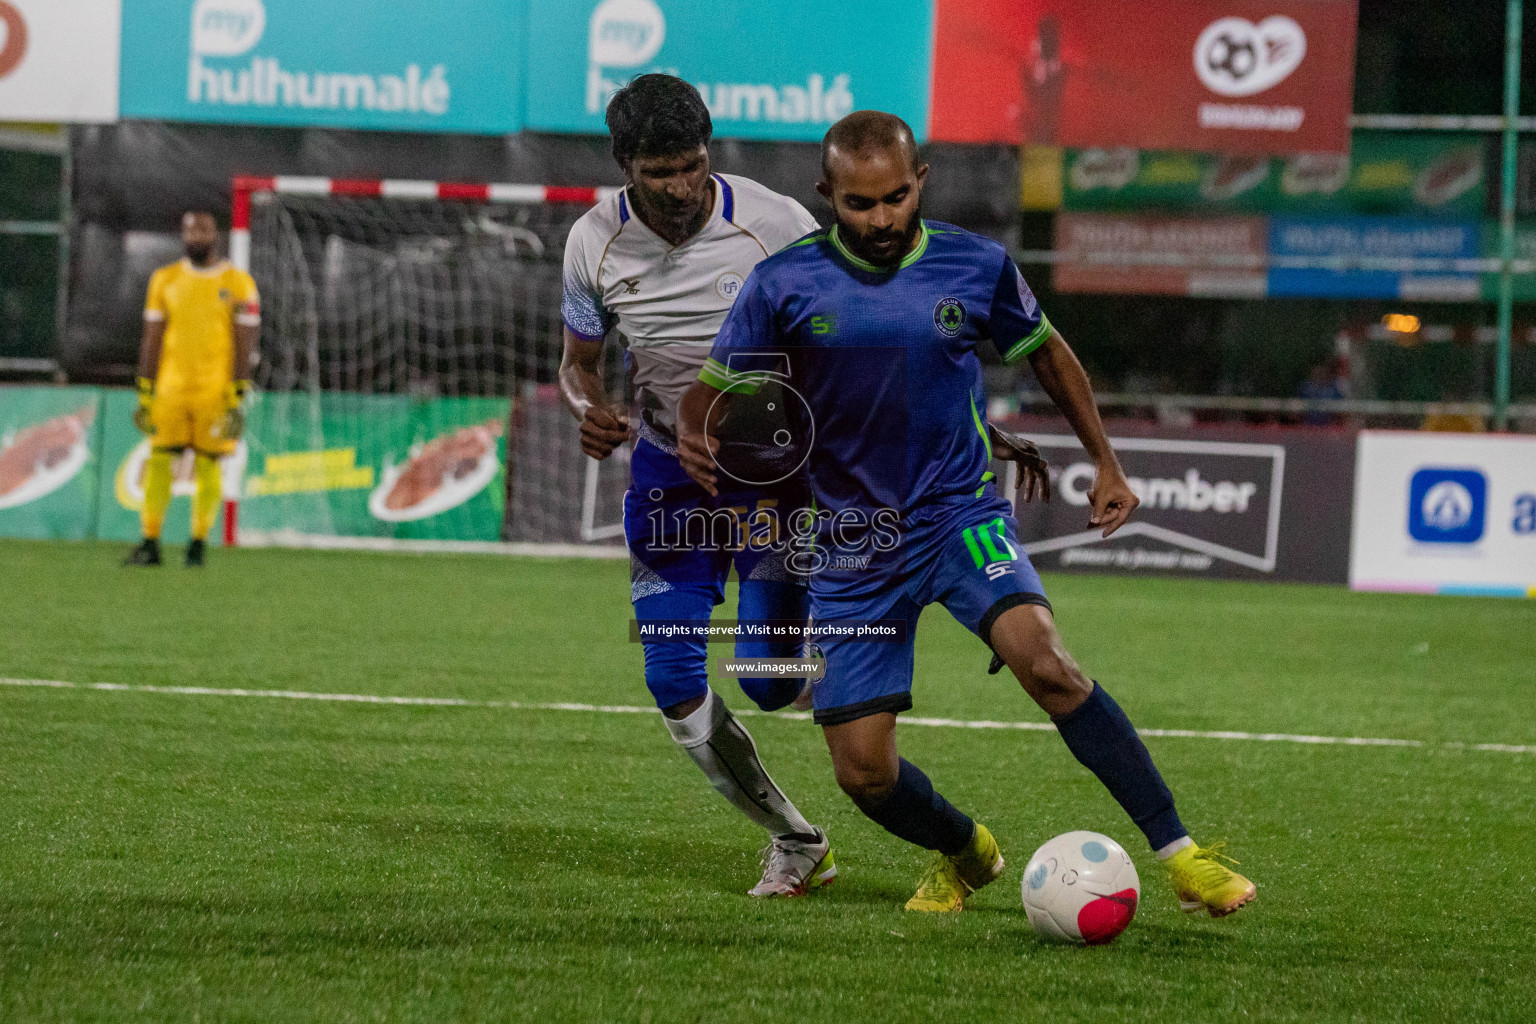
[1164,841,1256,917]
[905,823,1005,912]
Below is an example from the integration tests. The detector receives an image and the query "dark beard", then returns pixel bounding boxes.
[836,201,923,269]
[628,179,713,246]
[184,242,215,265]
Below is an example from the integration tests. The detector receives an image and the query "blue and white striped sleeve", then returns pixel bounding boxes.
[560,227,614,342]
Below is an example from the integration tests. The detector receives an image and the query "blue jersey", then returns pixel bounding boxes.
[701,220,1052,518]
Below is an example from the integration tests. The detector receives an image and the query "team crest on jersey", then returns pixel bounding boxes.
[218,288,231,302]
[934,296,966,337]
[715,272,745,301]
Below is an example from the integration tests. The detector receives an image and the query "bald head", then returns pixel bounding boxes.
[820,110,920,184]
[816,111,929,269]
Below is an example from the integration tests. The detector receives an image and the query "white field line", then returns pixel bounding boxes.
[2,677,1533,757]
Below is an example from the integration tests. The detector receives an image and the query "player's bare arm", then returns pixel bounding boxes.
[137,317,166,381]
[558,328,629,460]
[133,315,166,435]
[218,302,260,442]
[234,319,257,383]
[1027,330,1138,537]
[987,422,1052,504]
[675,378,730,496]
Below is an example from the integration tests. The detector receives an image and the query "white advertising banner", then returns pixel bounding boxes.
[0,0,121,122]
[1350,431,1536,598]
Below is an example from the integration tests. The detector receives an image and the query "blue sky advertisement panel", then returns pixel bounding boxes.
[119,0,523,133]
[525,0,934,141]
[1267,215,1480,301]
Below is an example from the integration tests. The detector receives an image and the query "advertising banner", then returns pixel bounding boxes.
[1480,222,1536,302]
[1268,216,1481,301]
[1349,432,1536,598]
[236,392,509,544]
[1010,424,1356,585]
[1053,213,1268,298]
[119,0,522,134]
[0,0,120,122]
[524,0,933,141]
[931,0,1357,155]
[1057,133,1485,217]
[0,387,102,540]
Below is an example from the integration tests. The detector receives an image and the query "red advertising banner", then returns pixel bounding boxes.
[1053,213,1268,297]
[931,0,1358,155]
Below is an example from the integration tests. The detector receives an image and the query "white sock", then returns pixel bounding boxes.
[663,689,718,748]
[1156,836,1194,860]
[662,688,814,838]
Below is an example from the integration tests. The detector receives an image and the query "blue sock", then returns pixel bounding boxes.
[859,759,976,855]
[1051,682,1188,851]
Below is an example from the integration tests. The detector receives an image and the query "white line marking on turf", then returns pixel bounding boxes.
[2,677,1533,756]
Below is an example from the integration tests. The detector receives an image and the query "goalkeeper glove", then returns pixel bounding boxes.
[132,377,156,435]
[216,379,252,441]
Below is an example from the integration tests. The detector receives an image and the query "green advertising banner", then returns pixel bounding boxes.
[1060,132,1486,218]
[238,393,509,543]
[1480,222,1536,302]
[0,387,102,541]
[1,388,512,545]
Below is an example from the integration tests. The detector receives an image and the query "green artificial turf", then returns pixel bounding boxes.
[1,539,1533,1022]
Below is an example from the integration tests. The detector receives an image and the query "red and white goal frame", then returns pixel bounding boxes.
[222,175,617,547]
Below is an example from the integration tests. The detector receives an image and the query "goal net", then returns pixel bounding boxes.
[233,177,629,548]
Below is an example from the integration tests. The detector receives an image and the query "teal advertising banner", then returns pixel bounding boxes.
[119,0,524,134]
[0,387,102,541]
[525,0,934,141]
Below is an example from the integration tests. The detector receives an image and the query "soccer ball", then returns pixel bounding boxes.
[1021,831,1140,944]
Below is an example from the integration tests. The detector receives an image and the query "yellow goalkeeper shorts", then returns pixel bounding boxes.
[150,390,235,456]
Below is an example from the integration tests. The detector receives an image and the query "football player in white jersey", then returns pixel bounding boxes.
[558,74,834,897]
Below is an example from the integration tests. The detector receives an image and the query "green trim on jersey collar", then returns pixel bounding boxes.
[828,220,931,273]
[786,231,829,249]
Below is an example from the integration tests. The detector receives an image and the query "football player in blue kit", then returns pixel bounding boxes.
[678,111,1256,916]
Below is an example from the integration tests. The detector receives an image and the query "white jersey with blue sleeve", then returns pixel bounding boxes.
[560,173,819,441]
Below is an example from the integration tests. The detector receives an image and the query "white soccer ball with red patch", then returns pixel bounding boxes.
[1021,831,1139,944]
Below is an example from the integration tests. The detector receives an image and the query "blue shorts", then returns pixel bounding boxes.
[624,438,811,711]
[807,492,1050,726]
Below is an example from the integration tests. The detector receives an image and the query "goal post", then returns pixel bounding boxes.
[227,174,630,552]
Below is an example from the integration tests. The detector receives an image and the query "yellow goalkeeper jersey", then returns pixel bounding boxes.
[143,259,260,398]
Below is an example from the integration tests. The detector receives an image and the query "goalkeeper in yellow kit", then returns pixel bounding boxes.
[123,212,260,568]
